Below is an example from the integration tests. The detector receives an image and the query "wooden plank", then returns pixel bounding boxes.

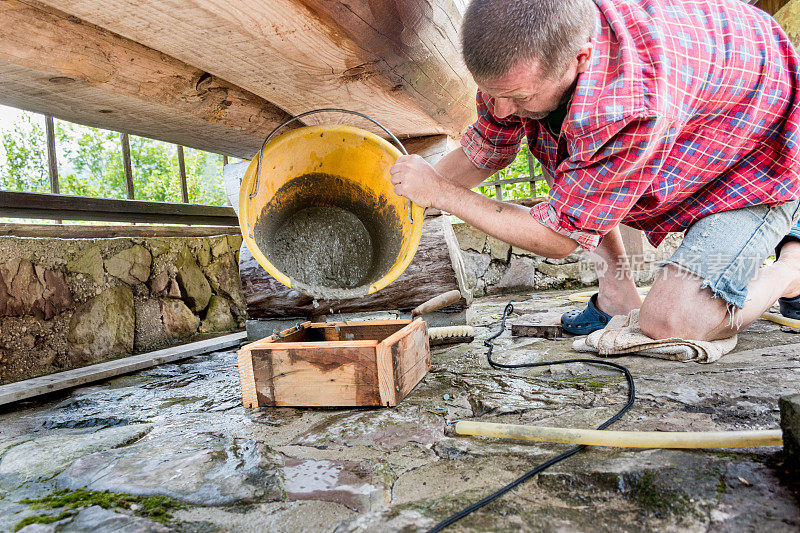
[375,342,395,406]
[481,176,546,187]
[0,0,293,158]
[120,132,134,200]
[252,345,380,407]
[440,216,473,305]
[37,0,475,139]
[44,115,59,194]
[382,319,429,404]
[44,114,61,224]
[511,324,565,339]
[0,223,240,238]
[0,190,238,225]
[177,145,189,203]
[0,331,247,406]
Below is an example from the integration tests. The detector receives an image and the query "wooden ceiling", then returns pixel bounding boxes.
[0,0,476,158]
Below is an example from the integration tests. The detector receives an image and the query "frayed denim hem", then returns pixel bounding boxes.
[659,260,747,330]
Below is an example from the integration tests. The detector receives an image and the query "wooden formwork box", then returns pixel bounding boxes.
[236,319,430,407]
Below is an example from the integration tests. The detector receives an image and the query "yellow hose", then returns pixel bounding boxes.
[568,289,800,329]
[455,420,783,448]
[761,311,800,329]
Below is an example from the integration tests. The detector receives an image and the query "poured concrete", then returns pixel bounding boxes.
[1,289,798,532]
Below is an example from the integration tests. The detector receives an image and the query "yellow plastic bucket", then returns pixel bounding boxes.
[239,110,424,299]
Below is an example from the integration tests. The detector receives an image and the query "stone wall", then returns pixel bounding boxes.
[452,223,683,296]
[0,233,246,385]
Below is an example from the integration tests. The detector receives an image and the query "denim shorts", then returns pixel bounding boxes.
[663,199,800,310]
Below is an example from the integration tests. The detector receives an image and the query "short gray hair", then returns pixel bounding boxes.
[461,0,597,80]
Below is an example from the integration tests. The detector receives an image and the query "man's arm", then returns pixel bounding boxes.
[434,148,495,188]
[390,153,578,259]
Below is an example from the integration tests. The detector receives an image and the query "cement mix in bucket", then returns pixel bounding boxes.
[252,173,403,300]
[269,206,374,290]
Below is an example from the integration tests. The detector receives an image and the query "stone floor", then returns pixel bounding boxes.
[1,289,799,532]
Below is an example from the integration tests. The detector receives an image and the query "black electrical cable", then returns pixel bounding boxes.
[427,302,636,533]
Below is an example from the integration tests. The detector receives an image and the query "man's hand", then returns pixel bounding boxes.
[389,154,449,208]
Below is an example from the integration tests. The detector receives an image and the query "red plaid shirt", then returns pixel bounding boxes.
[461,0,800,250]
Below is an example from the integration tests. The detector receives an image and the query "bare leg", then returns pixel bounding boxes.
[592,226,642,316]
[639,241,800,341]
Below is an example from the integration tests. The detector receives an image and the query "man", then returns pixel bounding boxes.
[390,0,800,342]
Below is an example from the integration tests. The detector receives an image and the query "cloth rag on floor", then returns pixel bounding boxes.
[572,309,737,363]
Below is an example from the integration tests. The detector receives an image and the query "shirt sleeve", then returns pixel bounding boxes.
[460,90,526,170]
[530,114,671,251]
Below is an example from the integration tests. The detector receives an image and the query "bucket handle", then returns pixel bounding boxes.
[249,108,415,225]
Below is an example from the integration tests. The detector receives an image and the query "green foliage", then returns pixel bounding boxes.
[18,488,186,524]
[474,143,550,201]
[2,108,541,208]
[1,114,49,193]
[0,110,228,206]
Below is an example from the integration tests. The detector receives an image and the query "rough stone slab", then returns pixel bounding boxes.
[0,331,246,406]
[57,430,283,505]
[780,393,800,471]
[0,424,152,484]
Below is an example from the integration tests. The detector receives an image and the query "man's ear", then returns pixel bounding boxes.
[575,42,594,74]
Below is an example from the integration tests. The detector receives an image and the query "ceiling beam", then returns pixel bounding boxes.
[36,0,476,138]
[0,0,295,158]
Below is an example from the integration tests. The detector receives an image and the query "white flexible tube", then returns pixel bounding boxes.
[455,420,783,448]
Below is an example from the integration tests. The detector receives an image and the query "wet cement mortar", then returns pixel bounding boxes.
[1,289,799,532]
[252,173,403,300]
[269,206,374,290]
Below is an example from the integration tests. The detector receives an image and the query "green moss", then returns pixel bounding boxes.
[559,376,619,389]
[14,510,76,532]
[18,489,185,523]
[716,477,728,499]
[629,471,691,517]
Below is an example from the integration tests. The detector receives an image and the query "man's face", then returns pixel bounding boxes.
[477,46,592,121]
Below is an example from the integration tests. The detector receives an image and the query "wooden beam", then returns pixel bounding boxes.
[0,0,294,158]
[36,0,476,139]
[177,145,188,203]
[0,190,238,225]
[0,223,240,238]
[403,134,458,166]
[120,132,134,199]
[0,331,246,406]
[44,115,59,194]
[44,114,62,224]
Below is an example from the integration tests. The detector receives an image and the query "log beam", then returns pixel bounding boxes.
[36,0,476,139]
[0,0,294,158]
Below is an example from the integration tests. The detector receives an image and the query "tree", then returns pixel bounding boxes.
[0,114,49,193]
[1,111,228,206]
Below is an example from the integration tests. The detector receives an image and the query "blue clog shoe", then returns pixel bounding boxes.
[561,293,611,335]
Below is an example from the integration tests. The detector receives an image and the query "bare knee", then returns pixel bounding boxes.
[638,301,688,340]
[639,299,721,340]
